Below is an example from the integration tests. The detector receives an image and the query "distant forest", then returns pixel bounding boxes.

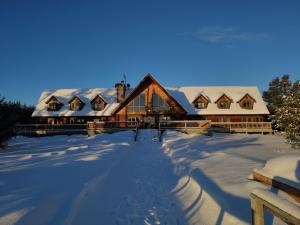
[0,96,34,144]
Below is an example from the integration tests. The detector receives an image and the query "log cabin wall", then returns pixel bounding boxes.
[116,80,186,124]
[205,115,266,122]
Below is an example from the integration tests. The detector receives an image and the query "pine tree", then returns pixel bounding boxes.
[274,81,300,147]
[263,76,281,114]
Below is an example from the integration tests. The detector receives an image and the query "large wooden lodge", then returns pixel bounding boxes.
[32,74,270,129]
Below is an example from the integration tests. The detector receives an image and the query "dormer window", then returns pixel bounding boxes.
[195,102,206,109]
[91,95,107,111]
[215,94,232,109]
[242,100,252,109]
[48,103,60,111]
[94,103,102,110]
[71,102,82,111]
[69,96,85,111]
[46,96,63,111]
[238,94,256,110]
[219,100,230,109]
[193,94,209,109]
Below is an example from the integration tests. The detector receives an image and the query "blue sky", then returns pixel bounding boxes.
[1,0,300,105]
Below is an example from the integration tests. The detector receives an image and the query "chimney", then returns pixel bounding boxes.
[115,81,126,103]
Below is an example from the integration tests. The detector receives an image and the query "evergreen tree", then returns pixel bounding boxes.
[0,95,34,143]
[274,80,300,147]
[263,74,292,115]
[263,77,281,114]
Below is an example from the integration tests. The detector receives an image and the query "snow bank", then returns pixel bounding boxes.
[253,154,300,190]
[0,131,298,225]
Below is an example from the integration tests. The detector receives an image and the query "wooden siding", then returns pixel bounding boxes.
[115,74,186,123]
[205,115,266,122]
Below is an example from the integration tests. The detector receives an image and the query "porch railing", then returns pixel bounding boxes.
[159,120,211,130]
[15,124,87,131]
[211,122,272,131]
[87,121,139,129]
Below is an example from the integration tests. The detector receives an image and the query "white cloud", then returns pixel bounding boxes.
[195,26,268,43]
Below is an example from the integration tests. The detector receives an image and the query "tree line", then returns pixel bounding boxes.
[263,75,300,147]
[0,96,34,143]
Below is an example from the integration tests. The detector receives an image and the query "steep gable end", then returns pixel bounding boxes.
[68,96,85,111]
[237,93,256,109]
[214,94,233,109]
[91,95,107,111]
[112,73,187,115]
[192,94,209,109]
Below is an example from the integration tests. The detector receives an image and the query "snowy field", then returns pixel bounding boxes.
[0,130,299,225]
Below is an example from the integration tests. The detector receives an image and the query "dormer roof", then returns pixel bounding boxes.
[214,94,233,104]
[237,93,256,103]
[90,95,107,104]
[192,94,209,104]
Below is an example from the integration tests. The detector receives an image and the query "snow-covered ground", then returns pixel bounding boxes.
[0,130,299,225]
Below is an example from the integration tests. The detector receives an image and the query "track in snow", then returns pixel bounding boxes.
[66,130,186,225]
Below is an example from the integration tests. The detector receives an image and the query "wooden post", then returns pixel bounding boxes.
[251,195,264,225]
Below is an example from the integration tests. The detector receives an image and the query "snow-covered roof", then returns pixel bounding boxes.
[32,86,269,117]
[166,86,269,115]
[32,88,118,117]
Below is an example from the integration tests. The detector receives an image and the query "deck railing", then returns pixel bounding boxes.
[87,121,139,129]
[211,122,272,131]
[159,120,211,130]
[15,124,87,131]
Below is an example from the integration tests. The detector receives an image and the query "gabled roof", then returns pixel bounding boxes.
[45,96,63,104]
[90,95,107,104]
[192,94,209,104]
[214,93,233,104]
[68,96,85,104]
[112,73,187,114]
[32,88,118,117]
[32,74,270,117]
[166,86,269,115]
[237,93,256,103]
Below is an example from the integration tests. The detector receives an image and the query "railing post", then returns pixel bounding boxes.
[250,195,264,225]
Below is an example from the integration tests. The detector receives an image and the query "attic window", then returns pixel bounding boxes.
[91,95,107,111]
[48,103,60,111]
[94,103,102,111]
[238,94,256,110]
[195,102,206,109]
[193,94,208,109]
[215,94,232,109]
[70,102,83,111]
[218,100,230,109]
[69,97,85,111]
[46,96,62,111]
[242,100,253,109]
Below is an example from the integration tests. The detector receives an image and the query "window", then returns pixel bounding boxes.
[71,102,83,111]
[152,93,170,112]
[48,103,60,111]
[218,100,230,109]
[128,94,146,112]
[94,103,101,110]
[242,100,253,109]
[93,102,104,111]
[195,102,206,109]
